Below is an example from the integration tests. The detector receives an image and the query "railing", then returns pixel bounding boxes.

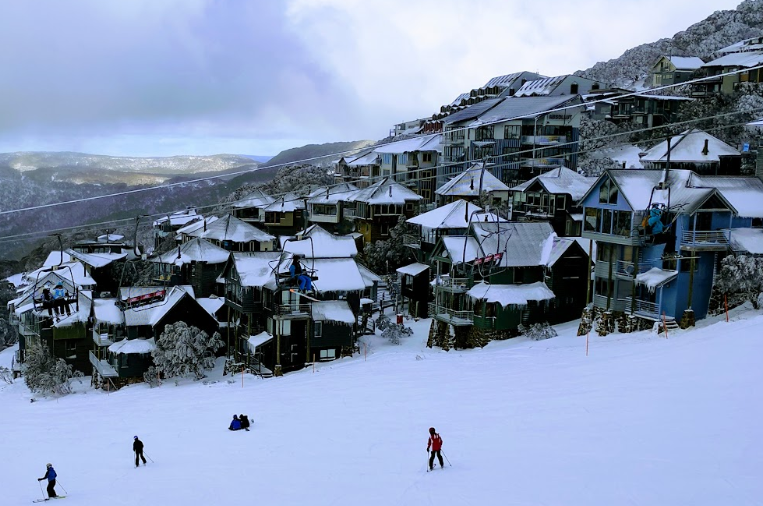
[437,277,471,292]
[18,321,40,337]
[428,303,474,325]
[520,135,568,145]
[342,208,356,218]
[623,297,660,318]
[681,230,729,247]
[92,329,114,347]
[614,258,661,278]
[89,351,118,378]
[274,304,312,317]
[520,157,566,168]
[592,294,626,312]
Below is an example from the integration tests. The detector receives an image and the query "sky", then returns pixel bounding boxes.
[0,0,744,157]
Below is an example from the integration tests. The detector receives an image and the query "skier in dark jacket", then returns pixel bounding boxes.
[239,414,250,431]
[426,427,444,470]
[133,436,147,467]
[37,287,58,317]
[229,415,242,431]
[37,463,57,498]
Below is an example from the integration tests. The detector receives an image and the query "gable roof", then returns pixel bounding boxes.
[345,150,380,167]
[407,200,505,229]
[657,56,705,70]
[307,183,359,204]
[435,164,510,197]
[640,129,740,163]
[472,222,557,267]
[508,166,595,202]
[122,286,196,328]
[151,237,230,265]
[231,189,275,210]
[263,193,305,212]
[283,226,358,258]
[695,175,763,218]
[188,214,274,243]
[469,94,582,127]
[703,51,763,68]
[311,258,367,293]
[176,216,220,236]
[65,249,128,268]
[349,177,423,205]
[228,252,283,288]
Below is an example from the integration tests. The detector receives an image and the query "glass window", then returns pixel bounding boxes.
[608,183,619,204]
[319,348,336,359]
[599,180,609,204]
[615,211,632,236]
[602,209,612,234]
[584,208,598,232]
[314,321,323,338]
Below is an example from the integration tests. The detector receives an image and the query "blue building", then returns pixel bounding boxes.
[580,168,763,330]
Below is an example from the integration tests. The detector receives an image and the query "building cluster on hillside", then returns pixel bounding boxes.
[8,37,763,387]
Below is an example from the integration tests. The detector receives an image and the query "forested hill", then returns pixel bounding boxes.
[261,140,374,168]
[576,0,763,89]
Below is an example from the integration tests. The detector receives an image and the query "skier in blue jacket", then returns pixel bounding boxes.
[647,204,664,235]
[229,415,242,431]
[37,463,58,498]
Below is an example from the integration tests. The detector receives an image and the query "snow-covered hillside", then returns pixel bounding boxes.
[1,308,762,505]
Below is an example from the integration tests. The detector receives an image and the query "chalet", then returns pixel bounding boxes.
[309,300,357,361]
[306,183,359,234]
[435,163,510,206]
[185,214,276,252]
[65,247,128,296]
[580,168,763,330]
[231,188,275,225]
[427,221,589,344]
[651,56,705,87]
[263,193,307,236]
[283,225,358,259]
[374,134,441,203]
[508,166,596,236]
[335,151,380,189]
[608,94,693,129]
[691,38,763,96]
[396,262,430,318]
[151,238,230,297]
[640,129,742,175]
[348,177,423,244]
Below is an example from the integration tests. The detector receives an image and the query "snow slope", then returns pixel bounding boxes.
[1,309,762,506]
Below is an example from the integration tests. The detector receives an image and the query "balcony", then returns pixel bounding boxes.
[437,277,471,293]
[592,294,626,312]
[582,229,643,246]
[428,303,474,326]
[520,135,568,146]
[681,230,729,250]
[614,258,662,279]
[274,303,312,319]
[92,328,114,347]
[342,208,356,218]
[89,351,118,378]
[623,297,660,319]
[520,157,566,169]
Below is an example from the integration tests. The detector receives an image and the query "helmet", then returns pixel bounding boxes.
[429,427,435,434]
[46,463,52,468]
[233,414,238,419]
[134,436,138,440]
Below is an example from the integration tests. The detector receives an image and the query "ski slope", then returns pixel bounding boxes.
[1,307,762,506]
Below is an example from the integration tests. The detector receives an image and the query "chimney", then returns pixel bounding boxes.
[702,139,709,156]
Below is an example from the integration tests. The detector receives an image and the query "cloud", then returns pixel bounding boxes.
[0,0,743,156]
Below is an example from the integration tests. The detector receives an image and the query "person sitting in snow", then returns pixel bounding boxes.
[239,414,250,431]
[289,254,313,293]
[229,414,242,431]
[426,427,444,470]
[37,463,58,498]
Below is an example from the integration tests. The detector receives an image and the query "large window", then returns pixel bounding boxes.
[504,125,521,139]
[598,179,618,205]
[584,208,600,232]
[614,211,632,236]
[320,348,336,360]
[314,321,323,338]
[602,209,613,234]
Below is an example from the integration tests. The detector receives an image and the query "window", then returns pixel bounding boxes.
[598,179,618,205]
[380,223,391,237]
[602,209,612,234]
[314,321,323,338]
[584,208,599,232]
[614,211,632,236]
[422,152,433,163]
[570,82,579,94]
[319,348,336,360]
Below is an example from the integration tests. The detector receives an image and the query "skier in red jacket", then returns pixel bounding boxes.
[426,427,444,470]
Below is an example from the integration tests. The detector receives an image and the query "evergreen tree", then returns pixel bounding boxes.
[714,255,763,309]
[152,322,224,380]
[22,344,82,395]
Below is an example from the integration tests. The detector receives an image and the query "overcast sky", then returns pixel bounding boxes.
[0,0,743,157]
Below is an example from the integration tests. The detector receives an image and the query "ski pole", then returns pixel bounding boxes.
[37,479,46,499]
[441,451,452,467]
[426,450,430,472]
[144,453,155,463]
[56,480,68,495]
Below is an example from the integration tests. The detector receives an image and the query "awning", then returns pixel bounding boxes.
[396,263,429,276]
[247,331,274,353]
[467,282,555,307]
[635,268,678,293]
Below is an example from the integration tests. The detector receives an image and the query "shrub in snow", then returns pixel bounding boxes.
[22,344,83,395]
[375,313,392,332]
[714,255,763,309]
[518,322,558,341]
[382,322,414,345]
[0,366,13,384]
[152,322,224,380]
[143,366,161,388]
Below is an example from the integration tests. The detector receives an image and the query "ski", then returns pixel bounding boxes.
[288,289,319,302]
[33,497,66,503]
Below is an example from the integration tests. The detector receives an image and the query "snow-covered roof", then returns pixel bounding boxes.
[108,338,155,355]
[52,290,93,328]
[151,238,230,266]
[122,286,193,327]
[435,164,510,197]
[695,176,763,219]
[635,268,678,292]
[231,189,275,210]
[345,151,380,167]
[93,298,124,325]
[728,228,763,254]
[441,236,482,265]
[349,177,422,205]
[42,251,72,267]
[472,222,558,267]
[640,129,740,164]
[717,37,763,55]
[483,72,535,88]
[449,92,470,106]
[311,259,366,293]
[396,263,430,276]
[197,297,225,317]
[703,51,763,68]
[311,300,356,325]
[97,233,125,242]
[188,214,274,243]
[508,167,595,202]
[25,263,97,289]
[590,144,644,169]
[469,94,581,126]
[357,264,382,287]
[374,134,441,154]
[407,200,506,230]
[177,216,220,236]
[119,285,194,301]
[283,226,358,258]
[308,183,360,205]
[230,252,284,288]
[264,193,305,212]
[513,75,577,97]
[5,273,26,288]
[661,56,705,70]
[153,209,200,228]
[467,281,555,307]
[65,249,127,268]
[247,331,273,352]
[443,98,503,125]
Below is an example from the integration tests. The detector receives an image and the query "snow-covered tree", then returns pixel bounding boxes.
[363,216,415,274]
[518,322,558,341]
[714,255,763,309]
[22,344,83,395]
[152,322,224,380]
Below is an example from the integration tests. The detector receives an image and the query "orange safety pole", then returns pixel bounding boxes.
[662,311,668,339]
[725,294,729,322]
[586,332,589,356]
